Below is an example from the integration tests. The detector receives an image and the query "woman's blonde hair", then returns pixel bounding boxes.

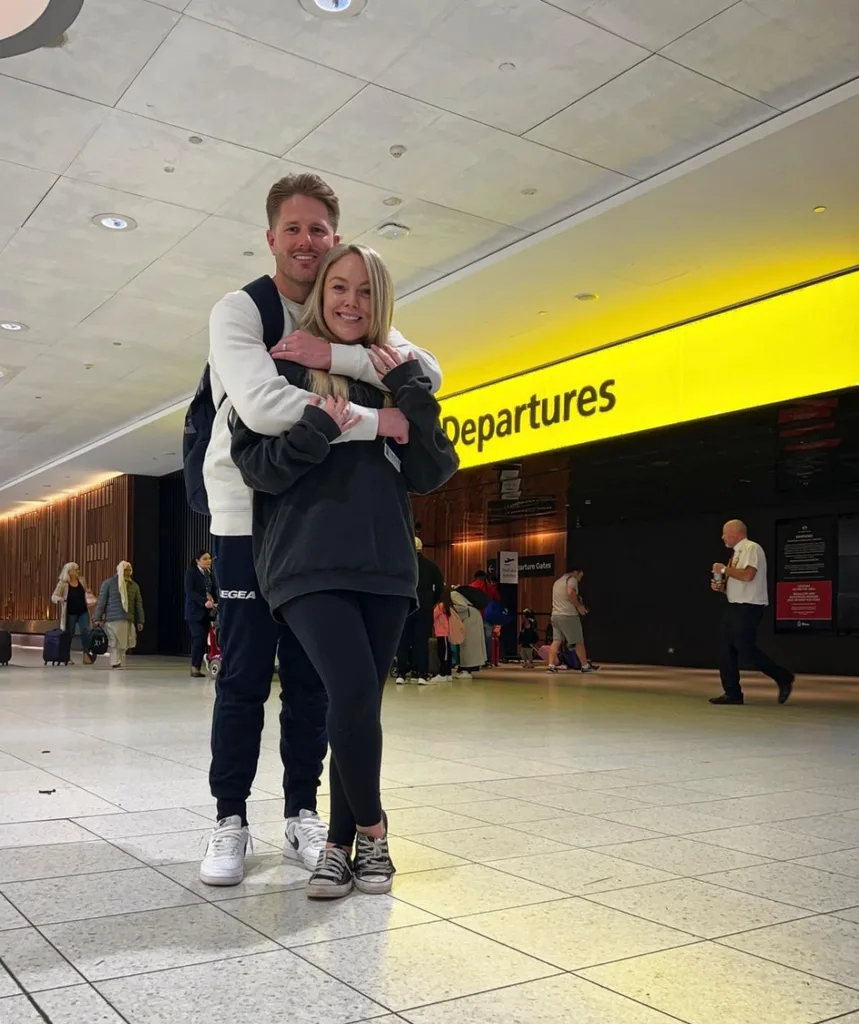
[299,244,394,402]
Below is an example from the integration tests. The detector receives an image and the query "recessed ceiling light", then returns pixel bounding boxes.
[35,396,42,400]
[377,222,410,240]
[243,250,255,257]
[813,205,827,214]
[113,341,122,346]
[520,188,537,196]
[163,165,175,174]
[1,321,28,331]
[389,144,407,159]
[537,310,548,316]
[499,62,516,72]
[383,196,402,207]
[188,135,203,145]
[299,0,367,17]
[92,214,138,232]
[84,363,94,370]
[575,292,598,302]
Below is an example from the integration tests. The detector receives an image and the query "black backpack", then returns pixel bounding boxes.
[183,276,286,515]
[87,626,109,658]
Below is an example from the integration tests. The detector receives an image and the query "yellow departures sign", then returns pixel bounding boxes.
[440,269,859,470]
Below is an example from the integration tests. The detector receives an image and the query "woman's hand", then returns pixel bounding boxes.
[369,345,417,380]
[313,395,361,434]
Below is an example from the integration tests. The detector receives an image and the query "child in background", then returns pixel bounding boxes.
[519,608,539,668]
[432,586,454,682]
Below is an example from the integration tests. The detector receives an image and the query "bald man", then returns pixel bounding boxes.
[710,520,794,705]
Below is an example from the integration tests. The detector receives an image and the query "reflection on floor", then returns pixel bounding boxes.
[1,649,858,1024]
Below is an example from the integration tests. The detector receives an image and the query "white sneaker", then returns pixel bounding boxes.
[395,676,406,685]
[456,670,473,680]
[285,809,329,871]
[428,675,447,684]
[416,677,434,685]
[199,815,251,886]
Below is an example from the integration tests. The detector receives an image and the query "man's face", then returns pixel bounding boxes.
[722,523,741,548]
[267,194,339,288]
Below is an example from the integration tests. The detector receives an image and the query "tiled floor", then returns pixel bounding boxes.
[1,651,859,1024]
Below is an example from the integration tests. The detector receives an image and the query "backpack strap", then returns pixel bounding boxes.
[243,275,285,351]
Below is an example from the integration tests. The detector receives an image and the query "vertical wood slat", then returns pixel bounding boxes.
[0,477,131,624]
[412,452,570,626]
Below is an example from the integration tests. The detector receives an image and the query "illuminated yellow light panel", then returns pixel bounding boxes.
[440,270,859,470]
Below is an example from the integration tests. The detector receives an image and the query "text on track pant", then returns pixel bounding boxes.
[719,602,792,700]
[210,535,328,824]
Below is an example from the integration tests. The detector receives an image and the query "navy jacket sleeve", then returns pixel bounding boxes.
[230,404,342,496]
[382,361,459,495]
[184,568,207,610]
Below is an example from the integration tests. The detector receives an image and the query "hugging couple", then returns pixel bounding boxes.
[198,171,457,900]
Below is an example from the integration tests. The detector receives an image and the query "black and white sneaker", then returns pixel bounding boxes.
[581,663,600,674]
[306,847,354,900]
[353,830,396,894]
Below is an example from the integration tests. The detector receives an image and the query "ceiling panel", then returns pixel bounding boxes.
[663,0,859,111]
[0,179,208,293]
[77,294,208,349]
[527,55,775,179]
[287,86,634,230]
[64,112,272,214]
[552,0,736,50]
[0,276,115,326]
[0,161,57,232]
[122,256,249,311]
[215,157,406,238]
[165,216,280,277]
[183,0,464,81]
[118,17,364,154]
[0,0,180,105]
[0,77,107,176]
[351,201,526,272]
[376,0,647,134]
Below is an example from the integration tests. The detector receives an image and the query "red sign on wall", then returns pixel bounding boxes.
[775,580,833,622]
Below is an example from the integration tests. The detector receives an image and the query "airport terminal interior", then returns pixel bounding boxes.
[1,2,859,1023]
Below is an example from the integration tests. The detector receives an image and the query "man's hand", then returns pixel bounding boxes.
[137,624,144,633]
[369,344,417,380]
[377,407,410,444]
[271,330,332,370]
[711,581,726,593]
[314,395,361,434]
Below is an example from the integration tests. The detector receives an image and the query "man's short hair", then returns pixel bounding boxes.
[473,569,488,580]
[266,172,340,232]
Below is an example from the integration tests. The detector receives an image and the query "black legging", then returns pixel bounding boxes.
[280,591,410,848]
[188,618,209,670]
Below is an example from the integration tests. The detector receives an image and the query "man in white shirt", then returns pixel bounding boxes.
[199,172,442,887]
[547,569,599,674]
[710,520,794,706]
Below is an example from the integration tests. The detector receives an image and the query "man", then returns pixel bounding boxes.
[199,173,442,886]
[710,519,794,706]
[396,538,443,685]
[548,568,599,674]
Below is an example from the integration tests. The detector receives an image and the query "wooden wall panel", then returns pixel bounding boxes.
[412,453,570,629]
[0,477,132,625]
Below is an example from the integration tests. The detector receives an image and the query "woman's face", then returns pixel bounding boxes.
[198,553,212,570]
[68,564,79,579]
[322,252,372,345]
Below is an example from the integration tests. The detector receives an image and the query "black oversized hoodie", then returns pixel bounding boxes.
[230,359,459,617]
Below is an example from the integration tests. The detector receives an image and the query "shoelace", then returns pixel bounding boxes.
[355,833,393,876]
[205,823,251,858]
[312,846,351,882]
[299,814,329,847]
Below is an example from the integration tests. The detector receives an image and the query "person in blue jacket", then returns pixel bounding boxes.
[185,550,217,678]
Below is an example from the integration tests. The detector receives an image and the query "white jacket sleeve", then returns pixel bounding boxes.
[329,327,443,394]
[210,291,378,441]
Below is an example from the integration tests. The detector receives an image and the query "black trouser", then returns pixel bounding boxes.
[210,535,327,825]
[719,602,792,699]
[436,636,451,676]
[188,617,208,670]
[281,591,410,848]
[396,605,434,679]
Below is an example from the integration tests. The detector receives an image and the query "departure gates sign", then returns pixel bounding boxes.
[439,271,859,470]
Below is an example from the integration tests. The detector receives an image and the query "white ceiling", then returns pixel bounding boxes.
[1,0,858,513]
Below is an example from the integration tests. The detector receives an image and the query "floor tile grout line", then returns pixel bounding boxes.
[566,968,697,1024]
[0,958,52,1022]
[709,935,859,995]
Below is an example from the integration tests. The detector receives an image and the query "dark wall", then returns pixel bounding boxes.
[130,476,161,655]
[157,471,211,656]
[569,500,858,676]
[561,388,859,676]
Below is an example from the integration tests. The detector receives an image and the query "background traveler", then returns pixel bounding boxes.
[185,550,217,678]
[51,562,95,664]
[94,561,144,669]
[548,568,599,674]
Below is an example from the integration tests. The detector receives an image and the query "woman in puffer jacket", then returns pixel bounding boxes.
[94,561,145,669]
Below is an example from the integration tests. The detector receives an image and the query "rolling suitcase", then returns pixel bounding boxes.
[43,628,72,666]
[0,630,11,666]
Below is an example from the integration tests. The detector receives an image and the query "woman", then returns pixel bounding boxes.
[231,243,458,900]
[51,562,95,664]
[94,561,145,669]
[185,550,217,678]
